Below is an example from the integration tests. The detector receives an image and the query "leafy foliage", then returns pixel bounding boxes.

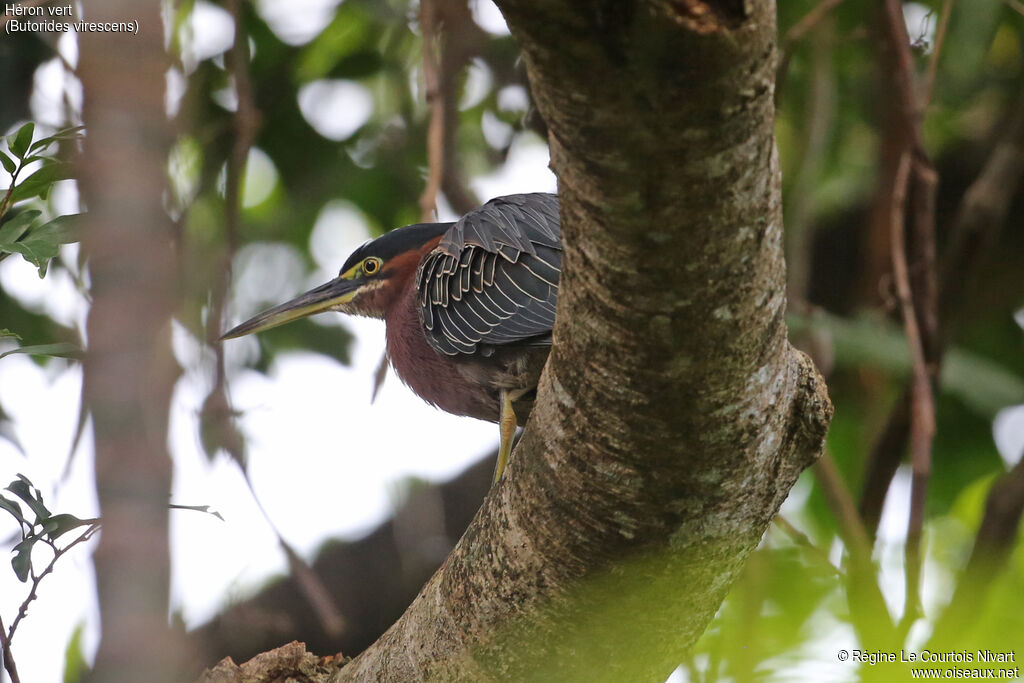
[0,474,98,583]
[0,474,97,683]
[0,123,84,277]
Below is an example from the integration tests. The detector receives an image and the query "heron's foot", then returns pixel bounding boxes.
[493,391,517,483]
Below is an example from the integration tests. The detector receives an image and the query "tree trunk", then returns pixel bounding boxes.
[79,2,193,680]
[329,1,831,681]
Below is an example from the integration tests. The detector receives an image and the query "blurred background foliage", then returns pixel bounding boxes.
[1,0,1023,681]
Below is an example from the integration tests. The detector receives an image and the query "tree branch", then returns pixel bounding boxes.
[859,87,1024,536]
[889,152,935,629]
[813,454,896,648]
[437,2,484,215]
[776,0,848,103]
[858,0,942,546]
[415,0,483,218]
[773,516,843,579]
[5,523,100,647]
[418,0,444,222]
[0,613,20,683]
[920,0,953,111]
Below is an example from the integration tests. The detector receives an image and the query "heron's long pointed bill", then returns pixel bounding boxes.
[220,277,360,340]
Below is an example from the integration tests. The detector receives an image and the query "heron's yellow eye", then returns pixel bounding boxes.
[362,257,382,275]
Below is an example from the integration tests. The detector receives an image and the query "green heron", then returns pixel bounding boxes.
[222,192,561,481]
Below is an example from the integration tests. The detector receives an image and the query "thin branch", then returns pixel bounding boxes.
[205,0,260,470]
[814,453,897,649]
[858,0,942,541]
[0,161,24,219]
[909,159,940,364]
[773,516,844,579]
[239,468,347,640]
[418,0,445,223]
[776,0,848,103]
[0,613,20,683]
[437,3,483,215]
[279,541,348,640]
[223,0,257,259]
[215,0,259,351]
[880,0,925,149]
[6,523,100,645]
[217,0,347,643]
[814,454,873,560]
[784,0,848,46]
[920,0,953,111]
[397,2,480,406]
[858,92,1024,538]
[889,152,935,630]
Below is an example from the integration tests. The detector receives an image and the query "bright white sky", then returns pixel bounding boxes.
[0,2,1022,683]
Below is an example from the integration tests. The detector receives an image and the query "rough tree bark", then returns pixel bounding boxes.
[319,1,833,681]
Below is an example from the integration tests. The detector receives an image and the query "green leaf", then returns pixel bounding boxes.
[2,240,53,275]
[26,139,53,155]
[0,329,23,341]
[0,208,43,244]
[7,161,74,204]
[11,537,35,582]
[63,623,88,683]
[949,473,999,531]
[0,342,82,361]
[52,124,85,141]
[5,475,51,522]
[9,122,35,159]
[0,149,16,174]
[32,213,79,243]
[42,513,95,540]
[28,125,85,154]
[0,214,81,276]
[0,494,26,525]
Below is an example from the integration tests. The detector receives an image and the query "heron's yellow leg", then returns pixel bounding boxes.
[493,391,517,483]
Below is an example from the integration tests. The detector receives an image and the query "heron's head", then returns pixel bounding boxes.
[221,221,450,340]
